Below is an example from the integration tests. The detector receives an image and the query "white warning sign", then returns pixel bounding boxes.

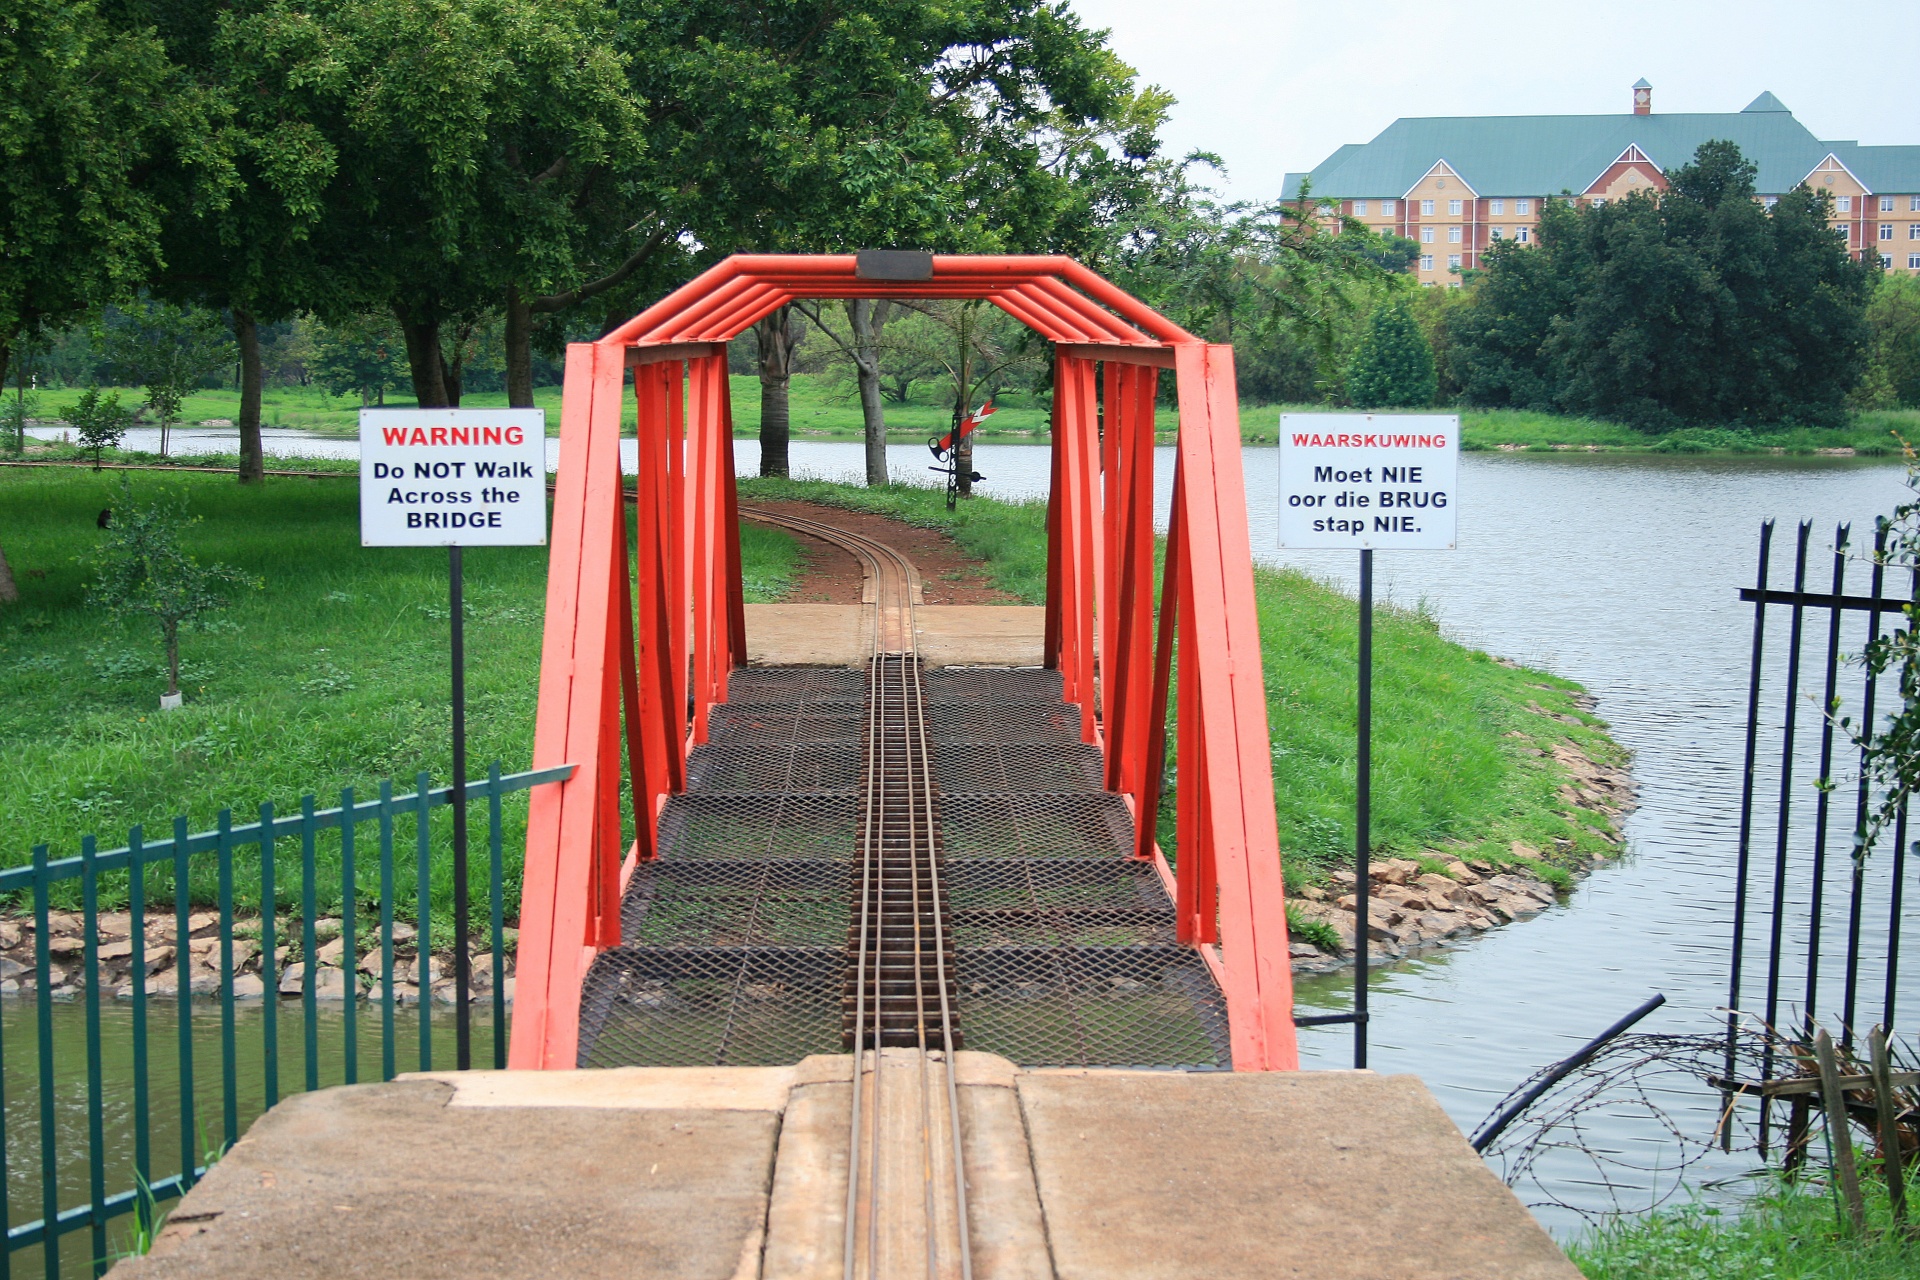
[1277,413,1459,550]
[359,409,547,547]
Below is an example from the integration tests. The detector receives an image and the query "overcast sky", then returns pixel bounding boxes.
[1068,0,1910,200]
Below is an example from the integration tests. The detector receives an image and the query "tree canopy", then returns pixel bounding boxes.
[1451,141,1878,429]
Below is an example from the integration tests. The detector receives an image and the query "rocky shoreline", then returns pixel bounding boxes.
[0,912,513,1005]
[1286,713,1637,976]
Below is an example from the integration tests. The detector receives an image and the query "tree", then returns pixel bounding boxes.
[1855,274,1920,409]
[0,0,233,417]
[311,314,407,406]
[882,300,1043,498]
[1346,301,1436,408]
[106,302,236,456]
[85,483,258,707]
[1452,142,1877,429]
[794,300,898,486]
[214,0,648,409]
[67,388,135,470]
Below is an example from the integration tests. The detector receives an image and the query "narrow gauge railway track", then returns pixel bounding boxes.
[740,505,972,1279]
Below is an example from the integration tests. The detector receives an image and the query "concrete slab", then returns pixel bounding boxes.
[109,1079,779,1280]
[914,606,1047,667]
[761,1052,1051,1280]
[109,1058,1579,1280]
[1017,1069,1581,1280]
[743,602,869,667]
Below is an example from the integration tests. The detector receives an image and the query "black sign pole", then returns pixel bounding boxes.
[450,544,471,1070]
[1355,547,1372,1070]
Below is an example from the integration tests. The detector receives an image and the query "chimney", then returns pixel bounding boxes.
[1633,78,1652,116]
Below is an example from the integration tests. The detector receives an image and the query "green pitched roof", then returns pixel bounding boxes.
[1742,91,1790,113]
[1282,96,1882,200]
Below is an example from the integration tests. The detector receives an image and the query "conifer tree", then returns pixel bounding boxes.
[1346,300,1436,408]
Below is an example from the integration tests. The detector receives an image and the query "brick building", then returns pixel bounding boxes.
[1283,83,1920,285]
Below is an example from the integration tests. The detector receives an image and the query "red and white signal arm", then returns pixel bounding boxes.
[360,409,549,547]
[1277,413,1459,550]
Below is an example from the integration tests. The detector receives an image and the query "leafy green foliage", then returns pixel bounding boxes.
[84,483,258,699]
[1854,274,1920,409]
[105,301,236,449]
[1346,300,1436,408]
[1453,142,1878,430]
[0,0,232,351]
[66,387,136,470]
[310,314,406,407]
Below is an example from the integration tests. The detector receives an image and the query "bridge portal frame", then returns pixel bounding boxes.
[509,254,1299,1072]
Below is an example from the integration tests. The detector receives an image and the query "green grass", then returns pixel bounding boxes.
[736,475,1624,882]
[0,468,802,918]
[19,375,1919,454]
[1571,1175,1920,1279]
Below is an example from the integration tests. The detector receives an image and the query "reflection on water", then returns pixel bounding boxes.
[30,427,1920,1236]
[8,998,493,1278]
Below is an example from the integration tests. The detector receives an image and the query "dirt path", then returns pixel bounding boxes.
[745,500,1019,606]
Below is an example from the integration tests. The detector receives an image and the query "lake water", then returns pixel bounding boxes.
[23,425,1920,1239]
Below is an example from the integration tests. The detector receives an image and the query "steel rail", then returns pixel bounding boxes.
[744,506,971,1279]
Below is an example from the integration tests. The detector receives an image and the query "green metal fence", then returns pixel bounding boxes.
[2,762,570,1278]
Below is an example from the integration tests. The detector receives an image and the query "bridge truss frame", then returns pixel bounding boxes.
[509,254,1299,1072]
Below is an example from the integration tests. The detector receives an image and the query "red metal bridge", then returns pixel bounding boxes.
[507,252,1298,1087]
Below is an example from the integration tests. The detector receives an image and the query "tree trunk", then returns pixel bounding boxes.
[442,342,464,408]
[164,621,180,696]
[505,284,535,409]
[234,308,265,483]
[954,318,974,499]
[0,542,19,603]
[849,300,891,487]
[0,333,13,458]
[398,315,451,407]
[755,306,796,479]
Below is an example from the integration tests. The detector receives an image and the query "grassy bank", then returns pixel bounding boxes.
[1571,1176,1920,1279]
[0,469,804,917]
[736,476,1626,883]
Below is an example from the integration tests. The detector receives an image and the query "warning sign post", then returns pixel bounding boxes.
[1276,413,1459,1072]
[359,408,547,1070]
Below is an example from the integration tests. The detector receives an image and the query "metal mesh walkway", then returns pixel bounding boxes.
[575,666,1229,1070]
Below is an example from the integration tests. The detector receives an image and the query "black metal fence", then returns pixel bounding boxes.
[1724,518,1915,1146]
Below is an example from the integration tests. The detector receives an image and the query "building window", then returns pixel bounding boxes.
[1353,199,1368,215]
[1883,196,1896,212]
[1421,199,1434,215]
[1447,199,1462,215]
[1420,255,1434,271]
[1911,225,1920,239]
[1490,226,1505,240]
[1882,224,1896,241]
[1448,254,1462,269]
[1516,227,1531,243]
[1763,196,1779,208]
[1884,255,1896,268]
[1490,198,1506,215]
[1448,226,1462,243]
[1911,196,1920,211]
[1516,199,1532,215]
[1910,254,1920,269]
[1838,196,1853,212]
[1591,197,1607,208]
[1382,199,1396,215]
[1420,226,1434,243]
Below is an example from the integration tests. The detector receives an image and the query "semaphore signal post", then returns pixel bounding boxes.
[1279,413,1460,1068]
[359,408,547,1069]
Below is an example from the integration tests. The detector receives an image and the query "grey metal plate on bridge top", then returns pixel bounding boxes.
[574,665,1229,1072]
